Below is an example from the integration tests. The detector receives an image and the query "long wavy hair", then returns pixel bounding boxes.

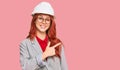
[27,13,62,58]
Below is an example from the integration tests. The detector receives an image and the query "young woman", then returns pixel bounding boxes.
[20,2,68,70]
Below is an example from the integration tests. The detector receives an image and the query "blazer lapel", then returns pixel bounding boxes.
[31,37,43,54]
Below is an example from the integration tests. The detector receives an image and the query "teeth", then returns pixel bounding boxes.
[40,25,45,29]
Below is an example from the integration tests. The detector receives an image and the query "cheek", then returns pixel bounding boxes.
[35,21,40,26]
[35,23,38,27]
[35,22,40,29]
[47,24,51,29]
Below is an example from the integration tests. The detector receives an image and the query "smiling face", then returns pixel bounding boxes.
[35,14,51,33]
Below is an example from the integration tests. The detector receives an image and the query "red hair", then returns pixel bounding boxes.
[27,13,62,58]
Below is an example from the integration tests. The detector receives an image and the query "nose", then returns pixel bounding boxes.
[42,19,46,24]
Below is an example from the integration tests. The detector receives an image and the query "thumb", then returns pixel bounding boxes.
[46,41,51,48]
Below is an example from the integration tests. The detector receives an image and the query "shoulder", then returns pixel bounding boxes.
[20,38,31,46]
[21,38,30,43]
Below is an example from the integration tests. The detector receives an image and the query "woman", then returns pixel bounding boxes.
[20,2,68,70]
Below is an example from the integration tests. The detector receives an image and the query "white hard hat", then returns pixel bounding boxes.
[32,2,54,16]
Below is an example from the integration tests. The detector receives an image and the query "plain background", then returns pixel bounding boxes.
[0,0,120,70]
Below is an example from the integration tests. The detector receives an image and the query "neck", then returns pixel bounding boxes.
[36,31,46,40]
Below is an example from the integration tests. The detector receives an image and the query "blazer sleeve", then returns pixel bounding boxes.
[19,40,48,70]
[60,46,68,70]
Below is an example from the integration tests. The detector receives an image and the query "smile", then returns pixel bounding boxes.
[40,25,46,29]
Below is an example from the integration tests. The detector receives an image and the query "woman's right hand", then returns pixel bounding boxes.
[42,42,61,60]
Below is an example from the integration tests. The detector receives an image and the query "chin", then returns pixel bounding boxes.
[39,29,47,33]
[37,27,49,33]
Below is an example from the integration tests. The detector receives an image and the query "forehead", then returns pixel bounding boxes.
[38,14,50,18]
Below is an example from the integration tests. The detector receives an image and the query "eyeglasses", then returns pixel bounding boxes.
[37,17,51,24]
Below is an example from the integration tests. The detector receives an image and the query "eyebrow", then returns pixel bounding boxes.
[38,15,43,18]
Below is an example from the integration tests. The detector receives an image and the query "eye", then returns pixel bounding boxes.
[46,19,50,21]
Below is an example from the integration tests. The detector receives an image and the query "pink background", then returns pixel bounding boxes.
[0,0,120,70]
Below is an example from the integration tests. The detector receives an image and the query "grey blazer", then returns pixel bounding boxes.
[19,37,68,70]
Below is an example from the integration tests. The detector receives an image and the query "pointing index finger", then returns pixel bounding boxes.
[53,42,61,48]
